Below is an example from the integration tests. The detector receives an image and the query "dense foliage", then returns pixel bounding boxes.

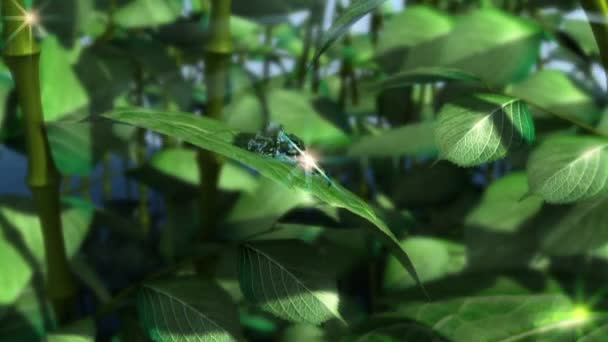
[1,0,608,341]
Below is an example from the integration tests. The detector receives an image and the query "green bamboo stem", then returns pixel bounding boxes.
[133,66,150,233]
[198,0,232,241]
[295,12,315,88]
[581,0,608,81]
[2,0,76,322]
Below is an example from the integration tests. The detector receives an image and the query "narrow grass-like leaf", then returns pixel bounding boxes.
[527,135,608,203]
[435,94,535,167]
[237,240,342,325]
[368,67,482,91]
[309,0,387,69]
[137,277,242,342]
[101,109,427,298]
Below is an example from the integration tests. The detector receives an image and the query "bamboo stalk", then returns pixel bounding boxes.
[2,0,76,322]
[581,0,608,80]
[198,0,232,241]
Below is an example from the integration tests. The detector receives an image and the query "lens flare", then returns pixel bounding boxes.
[298,150,318,173]
[24,11,38,25]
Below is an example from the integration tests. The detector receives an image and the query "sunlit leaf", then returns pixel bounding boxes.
[506,69,602,125]
[237,240,343,325]
[394,294,593,341]
[137,277,242,341]
[310,0,388,68]
[527,135,608,203]
[40,35,89,122]
[113,0,183,29]
[369,67,482,91]
[101,109,426,296]
[383,237,466,292]
[0,197,93,306]
[46,318,95,342]
[435,94,535,167]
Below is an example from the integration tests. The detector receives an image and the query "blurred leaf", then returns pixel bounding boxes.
[102,109,427,298]
[435,94,535,167]
[465,172,543,232]
[223,179,314,240]
[369,67,482,91]
[113,0,183,29]
[376,5,453,60]
[232,0,321,23]
[348,122,436,158]
[0,197,93,306]
[280,323,326,342]
[0,286,52,341]
[393,294,592,341]
[402,8,542,86]
[237,240,343,324]
[561,19,599,56]
[40,35,89,122]
[138,277,242,342]
[383,237,466,292]
[527,135,608,203]
[224,89,351,147]
[506,69,601,125]
[310,0,387,68]
[542,197,608,256]
[130,147,259,195]
[46,318,95,342]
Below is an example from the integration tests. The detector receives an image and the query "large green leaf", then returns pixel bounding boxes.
[40,35,89,122]
[46,318,95,342]
[113,0,183,29]
[137,277,242,341]
[348,122,436,157]
[527,135,608,203]
[506,69,602,125]
[0,197,93,306]
[310,0,388,68]
[465,172,544,232]
[376,5,453,61]
[0,286,52,341]
[237,240,343,325]
[542,197,608,256]
[394,294,594,341]
[383,237,466,292]
[401,8,542,86]
[435,94,535,167]
[101,109,426,297]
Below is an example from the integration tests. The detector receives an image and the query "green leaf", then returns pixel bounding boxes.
[129,147,259,195]
[465,172,544,232]
[527,135,608,203]
[137,277,242,342]
[40,35,89,122]
[506,69,602,125]
[310,0,388,69]
[435,94,535,167]
[46,318,95,342]
[0,286,53,341]
[542,197,608,256]
[561,19,599,56]
[237,240,343,324]
[101,109,427,298]
[369,67,482,91]
[383,237,466,292]
[376,5,453,60]
[395,294,593,341]
[113,0,183,29]
[0,197,93,306]
[348,122,437,158]
[224,89,350,147]
[402,8,542,86]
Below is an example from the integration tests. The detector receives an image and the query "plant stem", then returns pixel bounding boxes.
[2,0,76,323]
[198,0,232,241]
[581,0,608,81]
